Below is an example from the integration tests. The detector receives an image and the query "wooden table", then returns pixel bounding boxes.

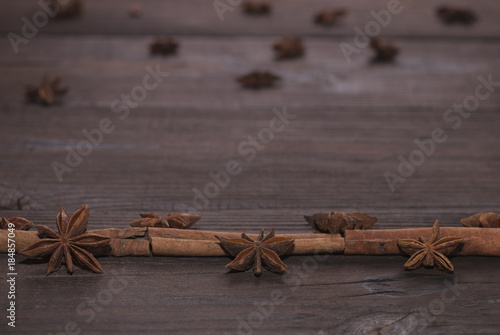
[1,0,499,334]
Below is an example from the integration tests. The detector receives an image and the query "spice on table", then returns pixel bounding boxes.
[397,220,463,273]
[305,211,377,235]
[436,6,477,25]
[0,217,33,230]
[53,0,83,19]
[129,5,142,18]
[216,228,294,277]
[242,1,271,15]
[314,9,346,27]
[19,204,111,275]
[369,37,399,62]
[237,71,280,89]
[273,36,304,60]
[130,212,201,229]
[150,37,179,55]
[25,74,68,106]
[461,212,500,228]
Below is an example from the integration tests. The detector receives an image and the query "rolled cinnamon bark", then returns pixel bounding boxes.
[345,227,500,256]
[148,228,329,241]
[151,236,345,256]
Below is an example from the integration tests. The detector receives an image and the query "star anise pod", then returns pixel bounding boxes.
[314,9,346,27]
[397,220,463,273]
[370,37,399,62]
[304,211,377,235]
[216,228,294,277]
[237,71,280,89]
[25,74,68,106]
[0,216,34,230]
[242,1,271,15]
[436,6,476,25]
[53,0,83,20]
[130,212,201,229]
[20,204,111,275]
[150,37,179,55]
[461,212,500,228]
[273,36,304,60]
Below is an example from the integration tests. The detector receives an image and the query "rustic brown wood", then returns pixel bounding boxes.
[0,0,500,333]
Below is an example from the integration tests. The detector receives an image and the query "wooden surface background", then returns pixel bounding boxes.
[1,0,499,334]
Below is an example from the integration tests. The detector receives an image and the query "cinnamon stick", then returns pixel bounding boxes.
[345,227,500,256]
[150,236,345,257]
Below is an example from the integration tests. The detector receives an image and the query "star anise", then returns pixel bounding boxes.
[20,204,111,275]
[0,216,34,230]
[237,71,280,89]
[397,220,463,273]
[216,228,294,277]
[461,212,500,228]
[436,6,477,25]
[370,37,399,62]
[273,36,304,60]
[53,0,83,20]
[242,1,271,15]
[26,74,68,106]
[130,212,201,229]
[150,37,179,55]
[304,211,377,235]
[314,9,346,27]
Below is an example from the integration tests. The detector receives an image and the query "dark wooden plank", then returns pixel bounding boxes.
[1,0,500,38]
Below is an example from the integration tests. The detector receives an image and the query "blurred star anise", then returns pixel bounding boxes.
[130,212,201,229]
[370,37,399,62]
[237,71,280,89]
[53,0,83,19]
[314,9,346,26]
[216,228,294,277]
[398,220,463,273]
[273,36,304,60]
[26,74,68,106]
[150,37,179,55]
[437,6,476,25]
[20,204,110,275]
[242,1,271,15]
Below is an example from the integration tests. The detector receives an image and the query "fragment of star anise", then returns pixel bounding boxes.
[273,36,304,60]
[25,74,68,106]
[150,37,179,55]
[216,228,294,277]
[436,6,476,25]
[370,37,399,62]
[242,1,271,15]
[130,212,201,229]
[304,211,377,235]
[314,9,346,26]
[19,204,111,275]
[237,71,280,89]
[53,0,83,19]
[397,220,463,273]
[0,216,34,230]
[461,212,500,228]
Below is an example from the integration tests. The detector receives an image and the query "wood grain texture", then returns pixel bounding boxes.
[1,0,500,334]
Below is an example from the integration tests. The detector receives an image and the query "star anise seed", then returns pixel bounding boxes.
[461,212,500,228]
[237,71,280,89]
[150,37,179,55]
[20,204,111,275]
[273,36,304,60]
[216,228,294,277]
[1,216,34,230]
[26,74,68,106]
[314,9,346,26]
[242,1,271,15]
[304,211,377,235]
[370,37,399,62]
[130,212,201,229]
[436,6,476,25]
[397,220,463,273]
